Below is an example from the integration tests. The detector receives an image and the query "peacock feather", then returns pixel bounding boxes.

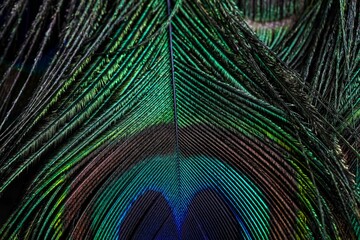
[0,0,359,239]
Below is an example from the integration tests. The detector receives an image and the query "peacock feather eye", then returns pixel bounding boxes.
[239,0,307,22]
[239,0,309,47]
[0,0,359,239]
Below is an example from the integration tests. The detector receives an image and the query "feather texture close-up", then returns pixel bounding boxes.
[0,0,359,239]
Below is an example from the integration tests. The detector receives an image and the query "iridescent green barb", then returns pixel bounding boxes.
[0,0,359,239]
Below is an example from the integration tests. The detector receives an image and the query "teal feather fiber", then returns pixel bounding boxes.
[0,0,359,239]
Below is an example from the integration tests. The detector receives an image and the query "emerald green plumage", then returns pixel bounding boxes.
[0,0,359,239]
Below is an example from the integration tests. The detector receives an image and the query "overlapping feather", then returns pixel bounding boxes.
[0,0,359,239]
